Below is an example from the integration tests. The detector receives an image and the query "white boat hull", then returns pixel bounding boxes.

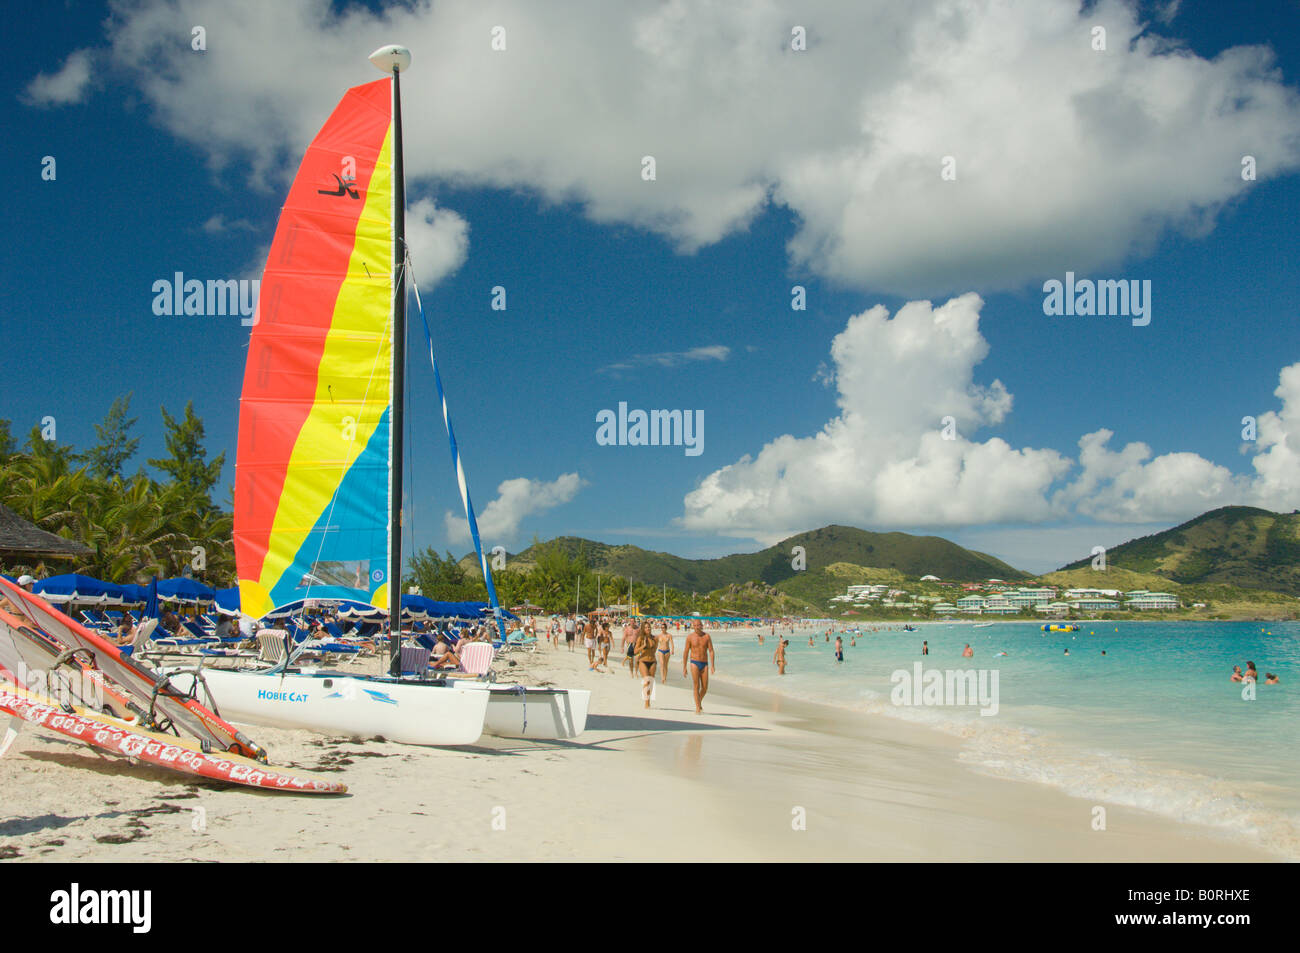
[192,668,488,746]
[447,682,591,739]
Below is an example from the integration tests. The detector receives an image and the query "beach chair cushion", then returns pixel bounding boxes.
[257,631,290,664]
[458,642,494,676]
[399,644,432,676]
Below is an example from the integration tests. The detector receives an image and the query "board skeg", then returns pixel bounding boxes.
[0,681,347,795]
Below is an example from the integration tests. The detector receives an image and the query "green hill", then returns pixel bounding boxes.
[1057,506,1300,595]
[465,524,1029,591]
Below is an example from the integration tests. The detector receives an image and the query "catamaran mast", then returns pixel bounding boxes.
[370,44,411,664]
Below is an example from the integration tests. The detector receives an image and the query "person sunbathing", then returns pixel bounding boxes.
[430,636,460,669]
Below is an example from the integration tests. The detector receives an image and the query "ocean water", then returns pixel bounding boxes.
[710,620,1300,859]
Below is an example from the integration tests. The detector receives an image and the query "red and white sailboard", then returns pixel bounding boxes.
[0,679,346,794]
[0,577,266,762]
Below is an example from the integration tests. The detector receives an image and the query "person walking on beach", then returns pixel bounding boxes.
[582,617,596,667]
[656,622,674,684]
[623,618,638,677]
[774,638,788,674]
[634,621,658,708]
[598,621,612,669]
[682,620,715,715]
[564,614,576,652]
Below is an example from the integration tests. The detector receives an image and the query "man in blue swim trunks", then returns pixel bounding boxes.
[682,620,715,715]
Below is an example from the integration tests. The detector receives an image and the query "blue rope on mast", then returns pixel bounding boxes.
[409,269,508,642]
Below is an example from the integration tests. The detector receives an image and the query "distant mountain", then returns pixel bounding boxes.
[1057,506,1300,595]
[466,524,1030,591]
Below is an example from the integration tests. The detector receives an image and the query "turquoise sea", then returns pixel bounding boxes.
[710,620,1300,858]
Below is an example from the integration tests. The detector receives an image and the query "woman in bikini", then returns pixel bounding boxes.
[634,621,658,708]
[656,622,674,684]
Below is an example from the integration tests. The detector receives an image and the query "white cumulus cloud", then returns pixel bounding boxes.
[36,0,1300,294]
[680,294,1073,536]
[445,472,586,544]
[680,294,1300,539]
[406,197,469,289]
[21,50,94,107]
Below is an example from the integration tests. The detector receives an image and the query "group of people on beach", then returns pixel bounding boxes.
[628,618,715,715]
[545,614,716,714]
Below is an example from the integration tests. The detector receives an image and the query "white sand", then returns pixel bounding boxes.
[0,630,1277,862]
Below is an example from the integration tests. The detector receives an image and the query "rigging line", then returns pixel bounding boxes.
[405,250,507,642]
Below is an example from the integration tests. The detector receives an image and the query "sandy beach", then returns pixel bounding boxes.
[0,628,1278,862]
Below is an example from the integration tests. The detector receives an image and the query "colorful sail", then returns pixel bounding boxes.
[235,79,395,619]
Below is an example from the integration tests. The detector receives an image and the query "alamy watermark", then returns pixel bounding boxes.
[890,663,999,716]
[595,402,703,456]
[9,661,104,710]
[50,884,151,933]
[1042,272,1150,327]
[152,272,259,323]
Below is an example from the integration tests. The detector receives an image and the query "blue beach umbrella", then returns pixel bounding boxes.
[214,587,240,616]
[31,574,126,605]
[155,577,216,604]
[144,577,159,620]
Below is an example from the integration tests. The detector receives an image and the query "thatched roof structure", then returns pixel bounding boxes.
[0,503,91,561]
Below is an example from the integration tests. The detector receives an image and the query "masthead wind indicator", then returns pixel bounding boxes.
[369,44,411,73]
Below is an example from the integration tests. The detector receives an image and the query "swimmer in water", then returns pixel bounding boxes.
[1064,648,1069,656]
[961,644,973,658]
[1265,672,1280,685]
[1230,665,1243,682]
[773,638,788,675]
[922,640,928,656]
[835,635,843,663]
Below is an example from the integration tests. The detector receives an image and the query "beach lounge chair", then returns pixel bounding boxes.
[257,631,291,665]
[457,642,495,677]
[179,619,218,643]
[399,644,432,677]
[127,618,161,658]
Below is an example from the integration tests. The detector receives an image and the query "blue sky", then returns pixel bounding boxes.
[5,0,1300,574]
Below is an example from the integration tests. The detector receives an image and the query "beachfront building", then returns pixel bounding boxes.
[1063,588,1122,599]
[1069,597,1123,612]
[1004,588,1054,609]
[1126,592,1180,611]
[846,584,890,601]
[920,574,940,582]
[956,596,987,614]
[1036,602,1072,617]
[982,597,1019,615]
[932,602,958,615]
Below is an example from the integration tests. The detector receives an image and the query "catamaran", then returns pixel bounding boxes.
[188,45,588,744]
